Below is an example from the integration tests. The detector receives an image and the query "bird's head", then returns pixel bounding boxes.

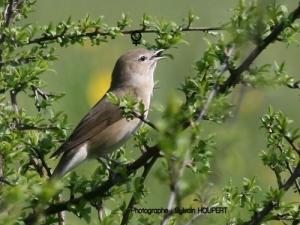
[110,48,164,89]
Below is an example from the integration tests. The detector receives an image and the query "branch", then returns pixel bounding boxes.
[285,161,300,195]
[0,176,13,186]
[57,195,65,225]
[31,85,59,111]
[0,0,21,119]
[120,155,157,225]
[22,145,160,224]
[161,46,234,225]
[0,55,54,67]
[277,144,300,195]
[45,147,160,214]
[161,153,188,225]
[0,0,22,192]
[2,0,14,28]
[0,0,23,43]
[131,111,158,131]
[9,89,19,130]
[27,26,223,46]
[219,3,300,93]
[31,147,52,178]
[9,90,18,113]
[183,209,206,225]
[0,154,13,186]
[17,124,61,131]
[242,161,300,225]
[284,134,300,156]
[1,0,24,120]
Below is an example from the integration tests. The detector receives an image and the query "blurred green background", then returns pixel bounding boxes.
[25,0,299,224]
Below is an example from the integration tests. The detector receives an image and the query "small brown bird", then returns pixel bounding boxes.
[51,48,164,177]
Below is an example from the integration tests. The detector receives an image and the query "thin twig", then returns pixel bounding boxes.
[0,154,13,186]
[271,166,283,188]
[242,161,300,225]
[57,194,65,225]
[22,146,161,224]
[120,155,157,225]
[0,0,24,191]
[219,3,300,93]
[3,0,14,27]
[161,47,234,225]
[0,0,21,67]
[284,134,300,156]
[98,206,105,222]
[131,111,158,131]
[31,147,52,178]
[0,0,24,44]
[27,26,223,46]
[31,144,63,224]
[0,55,53,67]
[277,144,300,194]
[183,211,205,225]
[31,85,50,100]
[0,148,3,188]
[291,205,300,225]
[161,151,190,225]
[285,161,300,195]
[0,176,13,186]
[10,90,18,113]
[17,124,61,131]
[29,155,44,177]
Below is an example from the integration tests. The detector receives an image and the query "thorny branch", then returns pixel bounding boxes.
[219,3,300,93]
[0,154,13,186]
[31,147,52,178]
[284,134,300,156]
[160,45,234,225]
[27,26,223,46]
[0,55,54,67]
[0,0,22,189]
[23,146,161,224]
[131,111,158,131]
[267,120,300,195]
[0,0,59,223]
[120,156,157,225]
[277,144,300,195]
[242,161,300,225]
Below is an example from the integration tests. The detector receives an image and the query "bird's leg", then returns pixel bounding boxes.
[103,155,125,167]
[98,155,128,179]
[97,157,113,173]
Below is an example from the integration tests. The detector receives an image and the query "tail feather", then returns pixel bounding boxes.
[51,143,88,178]
[50,143,67,158]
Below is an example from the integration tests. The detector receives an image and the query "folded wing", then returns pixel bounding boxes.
[51,94,123,158]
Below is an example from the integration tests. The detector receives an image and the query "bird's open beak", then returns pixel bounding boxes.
[151,49,166,61]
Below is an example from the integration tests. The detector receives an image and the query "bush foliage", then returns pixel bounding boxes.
[0,1,300,225]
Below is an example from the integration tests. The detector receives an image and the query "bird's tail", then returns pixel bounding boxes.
[51,144,88,178]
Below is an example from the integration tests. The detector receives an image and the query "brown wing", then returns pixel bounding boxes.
[51,94,122,158]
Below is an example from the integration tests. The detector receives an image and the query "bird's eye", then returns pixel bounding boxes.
[138,56,147,61]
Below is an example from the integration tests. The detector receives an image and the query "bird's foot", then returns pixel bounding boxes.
[97,156,127,178]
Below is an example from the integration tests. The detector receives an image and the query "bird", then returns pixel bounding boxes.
[51,48,164,177]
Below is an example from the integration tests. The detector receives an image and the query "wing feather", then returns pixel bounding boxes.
[51,94,122,157]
